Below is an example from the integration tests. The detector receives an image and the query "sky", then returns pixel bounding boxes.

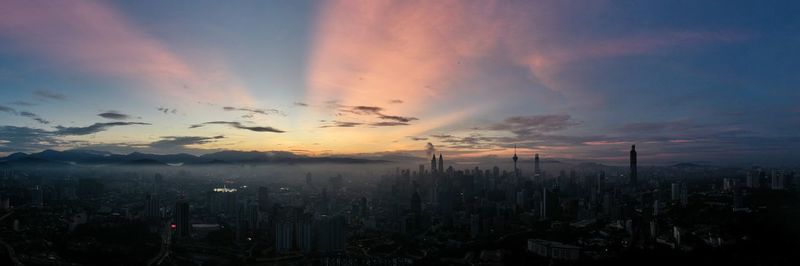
[0,0,798,166]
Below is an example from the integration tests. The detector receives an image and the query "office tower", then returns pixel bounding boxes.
[258,186,270,212]
[246,203,258,231]
[534,153,541,176]
[470,214,481,239]
[411,191,421,215]
[723,178,736,191]
[31,186,43,207]
[679,183,688,206]
[359,197,368,218]
[746,172,759,188]
[438,154,444,174]
[275,216,294,253]
[317,215,346,253]
[418,164,425,178]
[431,155,437,174]
[175,199,190,238]
[771,171,785,190]
[671,183,681,201]
[297,214,313,254]
[144,194,159,219]
[629,145,638,186]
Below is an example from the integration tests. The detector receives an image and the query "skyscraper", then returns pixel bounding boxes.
[144,194,159,219]
[431,155,437,174]
[258,186,270,212]
[438,154,444,174]
[630,145,638,186]
[534,153,541,176]
[175,198,190,238]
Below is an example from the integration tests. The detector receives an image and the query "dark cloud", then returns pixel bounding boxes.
[425,142,436,156]
[346,105,383,115]
[157,107,178,114]
[482,114,577,136]
[10,101,35,106]
[326,104,418,127]
[294,102,309,107]
[431,134,454,139]
[54,122,150,135]
[18,111,36,118]
[149,135,225,149]
[19,111,50,124]
[0,105,17,115]
[379,114,418,123]
[0,126,63,152]
[98,111,133,120]
[408,136,428,141]
[0,107,49,124]
[320,121,362,128]
[222,106,284,116]
[189,121,285,133]
[34,90,66,100]
[389,99,404,104]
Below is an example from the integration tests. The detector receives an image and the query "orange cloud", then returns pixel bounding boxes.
[0,0,253,104]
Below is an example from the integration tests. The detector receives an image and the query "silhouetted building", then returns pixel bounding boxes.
[513,145,519,178]
[317,215,345,253]
[175,199,190,238]
[438,154,444,175]
[431,155,437,174]
[258,186,270,212]
[630,145,638,186]
[144,194,159,219]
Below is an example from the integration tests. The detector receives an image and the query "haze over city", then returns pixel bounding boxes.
[0,1,799,266]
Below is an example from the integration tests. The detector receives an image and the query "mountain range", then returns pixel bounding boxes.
[0,149,388,167]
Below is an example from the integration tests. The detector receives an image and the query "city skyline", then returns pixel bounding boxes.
[2,0,800,166]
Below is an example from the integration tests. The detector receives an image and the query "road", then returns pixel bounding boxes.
[146,222,172,266]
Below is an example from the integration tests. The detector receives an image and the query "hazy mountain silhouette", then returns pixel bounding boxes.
[0,149,388,166]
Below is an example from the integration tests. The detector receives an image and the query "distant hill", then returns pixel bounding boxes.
[0,149,388,167]
[672,162,704,168]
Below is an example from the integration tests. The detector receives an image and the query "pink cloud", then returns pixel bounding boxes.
[0,0,253,104]
[307,1,750,114]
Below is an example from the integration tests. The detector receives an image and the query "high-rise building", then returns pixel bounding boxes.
[746,171,760,188]
[144,194,159,219]
[297,214,313,254]
[680,183,688,206]
[534,153,541,177]
[671,183,681,201]
[438,154,444,174]
[31,186,43,207]
[431,155,437,174]
[411,191,421,215]
[258,186,270,212]
[317,215,345,253]
[275,217,294,253]
[629,145,638,186]
[175,199,190,238]
[771,170,785,190]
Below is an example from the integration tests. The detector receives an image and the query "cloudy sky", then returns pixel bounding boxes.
[0,0,798,165]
